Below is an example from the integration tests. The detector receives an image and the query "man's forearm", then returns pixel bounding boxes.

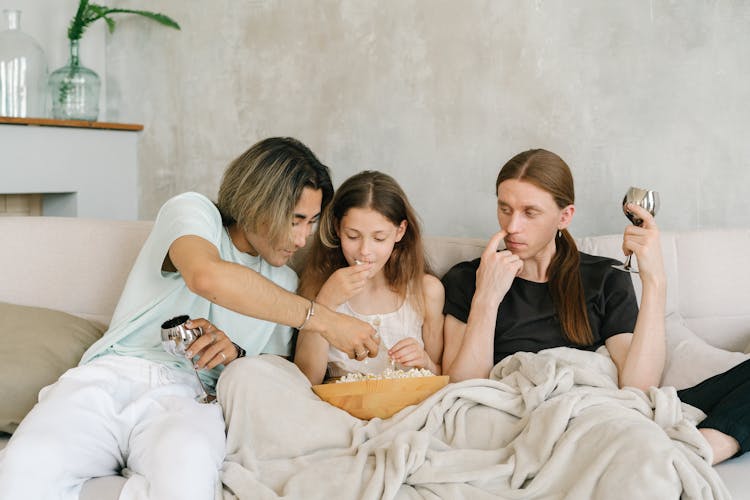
[448,298,498,382]
[189,259,311,329]
[618,281,667,390]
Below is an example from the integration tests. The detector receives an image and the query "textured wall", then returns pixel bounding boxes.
[105,0,750,238]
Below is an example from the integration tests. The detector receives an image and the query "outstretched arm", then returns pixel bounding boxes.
[444,231,522,381]
[169,235,379,359]
[605,204,667,391]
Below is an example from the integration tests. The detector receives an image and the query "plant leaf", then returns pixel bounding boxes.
[98,9,180,30]
[103,16,116,34]
[67,0,91,40]
[66,1,180,41]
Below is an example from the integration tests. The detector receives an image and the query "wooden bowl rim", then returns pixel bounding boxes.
[311,374,450,397]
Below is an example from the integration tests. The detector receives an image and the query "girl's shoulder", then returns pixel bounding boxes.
[420,274,445,301]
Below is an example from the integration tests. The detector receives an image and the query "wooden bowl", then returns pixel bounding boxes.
[311,375,449,420]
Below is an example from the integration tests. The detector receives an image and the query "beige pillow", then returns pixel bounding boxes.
[662,314,750,390]
[0,302,104,433]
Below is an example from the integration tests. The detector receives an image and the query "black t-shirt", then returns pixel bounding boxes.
[441,252,638,364]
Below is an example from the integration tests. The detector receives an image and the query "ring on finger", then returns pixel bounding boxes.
[220,351,226,362]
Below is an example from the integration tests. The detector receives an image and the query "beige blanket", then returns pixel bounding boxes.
[217,348,729,500]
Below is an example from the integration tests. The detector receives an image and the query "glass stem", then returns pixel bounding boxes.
[622,254,632,270]
[192,366,212,400]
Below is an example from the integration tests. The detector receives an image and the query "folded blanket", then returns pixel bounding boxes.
[216,348,729,500]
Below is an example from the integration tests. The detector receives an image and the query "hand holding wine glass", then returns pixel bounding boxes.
[612,187,660,273]
[161,315,216,403]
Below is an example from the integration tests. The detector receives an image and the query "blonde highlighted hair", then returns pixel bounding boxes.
[217,137,333,246]
[300,171,432,312]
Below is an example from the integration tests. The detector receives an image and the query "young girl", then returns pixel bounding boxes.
[294,170,445,385]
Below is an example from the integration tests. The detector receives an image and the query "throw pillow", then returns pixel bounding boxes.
[0,302,105,433]
[662,314,750,390]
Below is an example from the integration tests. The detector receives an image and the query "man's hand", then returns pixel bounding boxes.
[474,230,523,308]
[310,304,380,360]
[316,262,374,308]
[184,318,239,370]
[622,204,665,284]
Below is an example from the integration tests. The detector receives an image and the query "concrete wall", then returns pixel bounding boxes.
[6,1,750,238]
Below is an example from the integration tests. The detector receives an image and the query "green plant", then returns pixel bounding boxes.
[51,1,180,120]
[67,0,180,41]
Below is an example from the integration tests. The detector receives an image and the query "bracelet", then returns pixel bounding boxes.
[297,300,315,330]
[232,342,246,358]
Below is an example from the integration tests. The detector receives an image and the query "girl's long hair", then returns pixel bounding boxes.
[496,149,593,345]
[299,171,431,313]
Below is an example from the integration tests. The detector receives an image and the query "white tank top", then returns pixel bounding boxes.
[327,298,423,378]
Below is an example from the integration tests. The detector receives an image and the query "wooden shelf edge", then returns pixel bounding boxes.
[0,116,143,131]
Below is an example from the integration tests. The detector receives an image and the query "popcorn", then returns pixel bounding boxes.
[337,367,434,383]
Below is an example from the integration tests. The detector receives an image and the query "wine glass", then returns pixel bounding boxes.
[160,315,216,403]
[612,187,660,273]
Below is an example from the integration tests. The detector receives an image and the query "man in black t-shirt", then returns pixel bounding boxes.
[441,148,745,464]
[442,252,638,365]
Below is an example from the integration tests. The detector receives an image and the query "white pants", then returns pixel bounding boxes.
[0,355,225,500]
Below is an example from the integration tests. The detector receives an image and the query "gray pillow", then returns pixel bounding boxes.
[0,302,104,433]
[662,314,750,390]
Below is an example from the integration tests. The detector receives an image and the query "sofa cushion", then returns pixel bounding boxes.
[0,302,105,433]
[662,314,750,390]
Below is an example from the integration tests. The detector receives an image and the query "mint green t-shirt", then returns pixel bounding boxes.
[80,192,298,390]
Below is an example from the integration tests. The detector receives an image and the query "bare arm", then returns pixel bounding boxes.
[605,204,666,391]
[420,275,446,374]
[441,314,469,377]
[294,330,329,385]
[169,235,379,357]
[445,231,522,382]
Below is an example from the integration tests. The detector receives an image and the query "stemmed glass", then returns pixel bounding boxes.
[160,315,216,403]
[612,187,660,273]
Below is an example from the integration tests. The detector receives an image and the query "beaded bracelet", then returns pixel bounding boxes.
[297,300,315,330]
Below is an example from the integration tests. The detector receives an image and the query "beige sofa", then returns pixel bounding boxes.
[1,216,748,499]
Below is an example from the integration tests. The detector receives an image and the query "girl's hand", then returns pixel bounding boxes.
[389,337,435,372]
[622,204,665,285]
[474,230,523,308]
[316,262,374,308]
[184,318,239,370]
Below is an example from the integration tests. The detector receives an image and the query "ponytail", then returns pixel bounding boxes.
[547,229,593,345]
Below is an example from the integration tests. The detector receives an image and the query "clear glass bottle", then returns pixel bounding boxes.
[49,38,101,121]
[0,10,48,118]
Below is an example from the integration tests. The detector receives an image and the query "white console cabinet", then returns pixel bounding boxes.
[0,117,141,220]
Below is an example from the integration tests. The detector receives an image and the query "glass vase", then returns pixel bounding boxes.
[49,39,100,121]
[0,9,48,118]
